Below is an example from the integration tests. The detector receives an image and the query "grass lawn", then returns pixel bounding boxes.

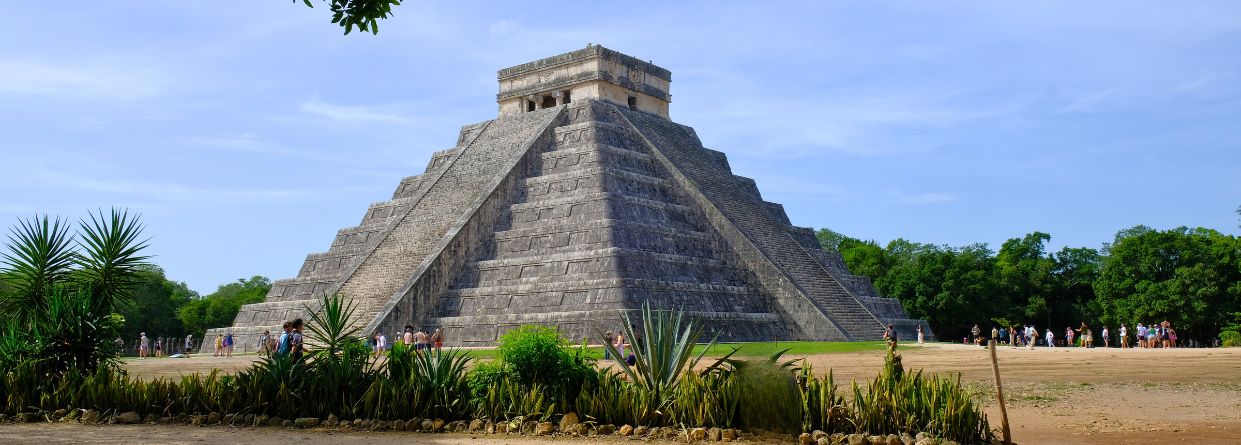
[461,340,890,361]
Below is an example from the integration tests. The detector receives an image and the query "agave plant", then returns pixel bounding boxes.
[597,303,735,421]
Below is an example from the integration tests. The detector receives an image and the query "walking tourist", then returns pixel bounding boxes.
[991,326,999,343]
[138,332,149,358]
[276,321,292,356]
[432,328,444,352]
[419,329,432,352]
[154,338,163,357]
[224,331,234,357]
[258,330,271,356]
[403,325,415,348]
[1102,325,1110,348]
[604,331,615,359]
[1077,322,1092,348]
[184,334,194,356]
[970,324,981,345]
[916,326,924,345]
[1168,326,1177,348]
[614,331,626,359]
[1065,327,1075,347]
[289,318,305,361]
[1119,324,1129,348]
[1136,323,1147,348]
[376,332,388,356]
[998,325,1008,345]
[1009,326,1019,348]
[883,323,898,347]
[1045,328,1054,347]
[213,334,224,357]
[1026,325,1036,349]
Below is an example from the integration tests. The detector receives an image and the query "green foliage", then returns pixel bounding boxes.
[0,215,76,319]
[297,0,401,35]
[850,349,994,443]
[1220,330,1241,347]
[729,350,801,432]
[600,303,733,415]
[1094,226,1241,343]
[495,325,596,411]
[177,276,270,335]
[116,265,197,340]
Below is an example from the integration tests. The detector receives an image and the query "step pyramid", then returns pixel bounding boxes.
[207,45,933,351]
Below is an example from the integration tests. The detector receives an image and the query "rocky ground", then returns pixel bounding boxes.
[5,343,1237,444]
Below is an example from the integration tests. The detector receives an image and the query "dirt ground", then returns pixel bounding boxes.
[24,344,1241,444]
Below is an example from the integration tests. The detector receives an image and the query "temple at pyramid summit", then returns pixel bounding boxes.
[207,45,933,349]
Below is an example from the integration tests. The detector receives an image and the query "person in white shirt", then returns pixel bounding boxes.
[1101,325,1110,348]
[1045,329,1054,348]
[1119,324,1129,348]
[376,333,388,355]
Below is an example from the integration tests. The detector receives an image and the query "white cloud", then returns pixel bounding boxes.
[299,98,410,123]
[0,58,164,99]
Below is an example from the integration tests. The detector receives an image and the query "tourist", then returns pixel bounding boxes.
[1065,327,1075,348]
[276,322,292,356]
[403,325,414,349]
[432,328,444,353]
[258,330,271,356]
[213,334,224,357]
[998,325,1008,345]
[615,331,625,359]
[1168,326,1177,348]
[1077,322,1092,348]
[224,331,234,357]
[1026,325,1036,349]
[883,323,898,347]
[917,326,924,345]
[1136,323,1147,348]
[1045,329,1054,348]
[1119,324,1129,349]
[1161,322,1172,348]
[154,338,163,357]
[604,331,615,360]
[1009,326,1019,348]
[970,324,981,345]
[1102,325,1110,348]
[289,318,305,361]
[990,326,999,344]
[138,332,149,358]
[376,332,388,356]
[184,334,194,356]
[420,329,432,352]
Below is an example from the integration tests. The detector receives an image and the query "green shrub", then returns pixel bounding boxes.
[733,359,800,432]
[495,325,596,410]
[1220,330,1241,347]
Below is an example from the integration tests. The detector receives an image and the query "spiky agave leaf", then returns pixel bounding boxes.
[75,208,150,314]
[0,215,76,321]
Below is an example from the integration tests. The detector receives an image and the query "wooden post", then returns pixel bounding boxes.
[989,340,1012,445]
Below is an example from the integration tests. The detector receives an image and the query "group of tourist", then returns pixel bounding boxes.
[967,320,1180,349]
[390,325,444,354]
[212,332,235,357]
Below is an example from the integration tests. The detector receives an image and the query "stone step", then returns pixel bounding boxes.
[491,218,714,260]
[539,143,654,176]
[426,309,783,345]
[508,192,699,231]
[267,276,339,302]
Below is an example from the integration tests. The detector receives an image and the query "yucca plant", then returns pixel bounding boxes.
[597,303,735,422]
[302,292,377,417]
[74,209,150,315]
[0,215,76,321]
[800,365,849,434]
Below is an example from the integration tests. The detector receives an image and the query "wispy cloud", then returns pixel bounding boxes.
[299,98,410,123]
[0,58,165,99]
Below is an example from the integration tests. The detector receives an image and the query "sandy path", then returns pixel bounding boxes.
[113,344,1241,444]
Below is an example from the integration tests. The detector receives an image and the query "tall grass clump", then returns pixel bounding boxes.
[850,345,995,443]
[730,349,801,433]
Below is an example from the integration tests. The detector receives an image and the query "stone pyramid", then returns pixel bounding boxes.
[207,46,933,350]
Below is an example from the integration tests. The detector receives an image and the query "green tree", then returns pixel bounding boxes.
[873,240,1000,338]
[815,228,847,252]
[1094,226,1241,343]
[297,0,401,35]
[116,265,198,341]
[995,232,1056,327]
[177,276,271,335]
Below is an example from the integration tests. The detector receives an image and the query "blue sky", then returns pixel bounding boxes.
[2,2,1238,294]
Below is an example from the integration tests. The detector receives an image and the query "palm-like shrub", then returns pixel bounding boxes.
[0,209,149,375]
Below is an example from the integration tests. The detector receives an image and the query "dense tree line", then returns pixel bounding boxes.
[819,226,1241,343]
[175,276,271,335]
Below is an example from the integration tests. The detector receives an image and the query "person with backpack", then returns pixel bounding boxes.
[289,318,305,361]
[276,321,293,356]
